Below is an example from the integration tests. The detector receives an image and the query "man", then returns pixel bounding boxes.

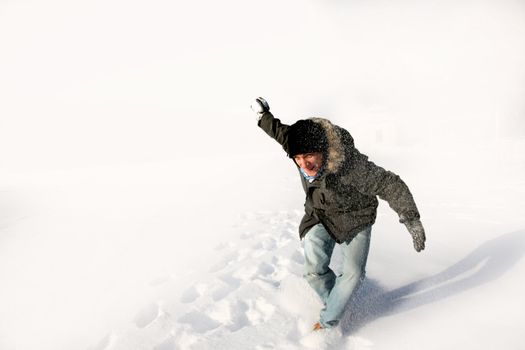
[251,97,426,331]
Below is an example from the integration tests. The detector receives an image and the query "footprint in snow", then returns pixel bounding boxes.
[134,302,161,328]
[210,274,242,301]
[207,299,251,332]
[251,236,278,257]
[180,282,208,304]
[207,297,276,332]
[178,296,275,335]
[291,249,305,265]
[178,311,221,333]
[232,261,276,284]
[244,297,276,325]
[257,261,276,276]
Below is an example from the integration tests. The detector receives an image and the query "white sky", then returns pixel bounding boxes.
[0,0,524,170]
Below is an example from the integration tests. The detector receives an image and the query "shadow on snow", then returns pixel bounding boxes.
[340,229,525,335]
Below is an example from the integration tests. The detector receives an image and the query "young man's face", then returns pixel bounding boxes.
[293,152,324,177]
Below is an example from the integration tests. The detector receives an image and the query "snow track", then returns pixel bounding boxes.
[89,204,525,350]
[92,210,360,350]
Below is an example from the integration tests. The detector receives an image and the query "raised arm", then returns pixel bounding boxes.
[251,97,291,154]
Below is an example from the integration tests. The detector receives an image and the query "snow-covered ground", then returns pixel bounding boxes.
[1,0,525,349]
[2,148,524,350]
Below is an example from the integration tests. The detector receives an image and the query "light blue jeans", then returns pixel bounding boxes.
[303,223,371,328]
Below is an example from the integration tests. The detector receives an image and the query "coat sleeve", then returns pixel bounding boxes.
[349,152,421,223]
[257,111,291,154]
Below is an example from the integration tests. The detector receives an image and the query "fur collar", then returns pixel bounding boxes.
[310,118,346,174]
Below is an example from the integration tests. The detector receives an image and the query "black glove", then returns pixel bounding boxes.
[250,97,270,120]
[402,218,426,252]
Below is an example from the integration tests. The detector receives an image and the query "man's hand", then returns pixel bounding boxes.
[251,97,270,120]
[403,219,426,252]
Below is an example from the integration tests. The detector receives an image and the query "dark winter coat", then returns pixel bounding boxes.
[258,112,421,243]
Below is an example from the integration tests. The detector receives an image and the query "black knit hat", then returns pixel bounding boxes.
[287,119,328,158]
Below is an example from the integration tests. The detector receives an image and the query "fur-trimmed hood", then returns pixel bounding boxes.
[309,118,353,174]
